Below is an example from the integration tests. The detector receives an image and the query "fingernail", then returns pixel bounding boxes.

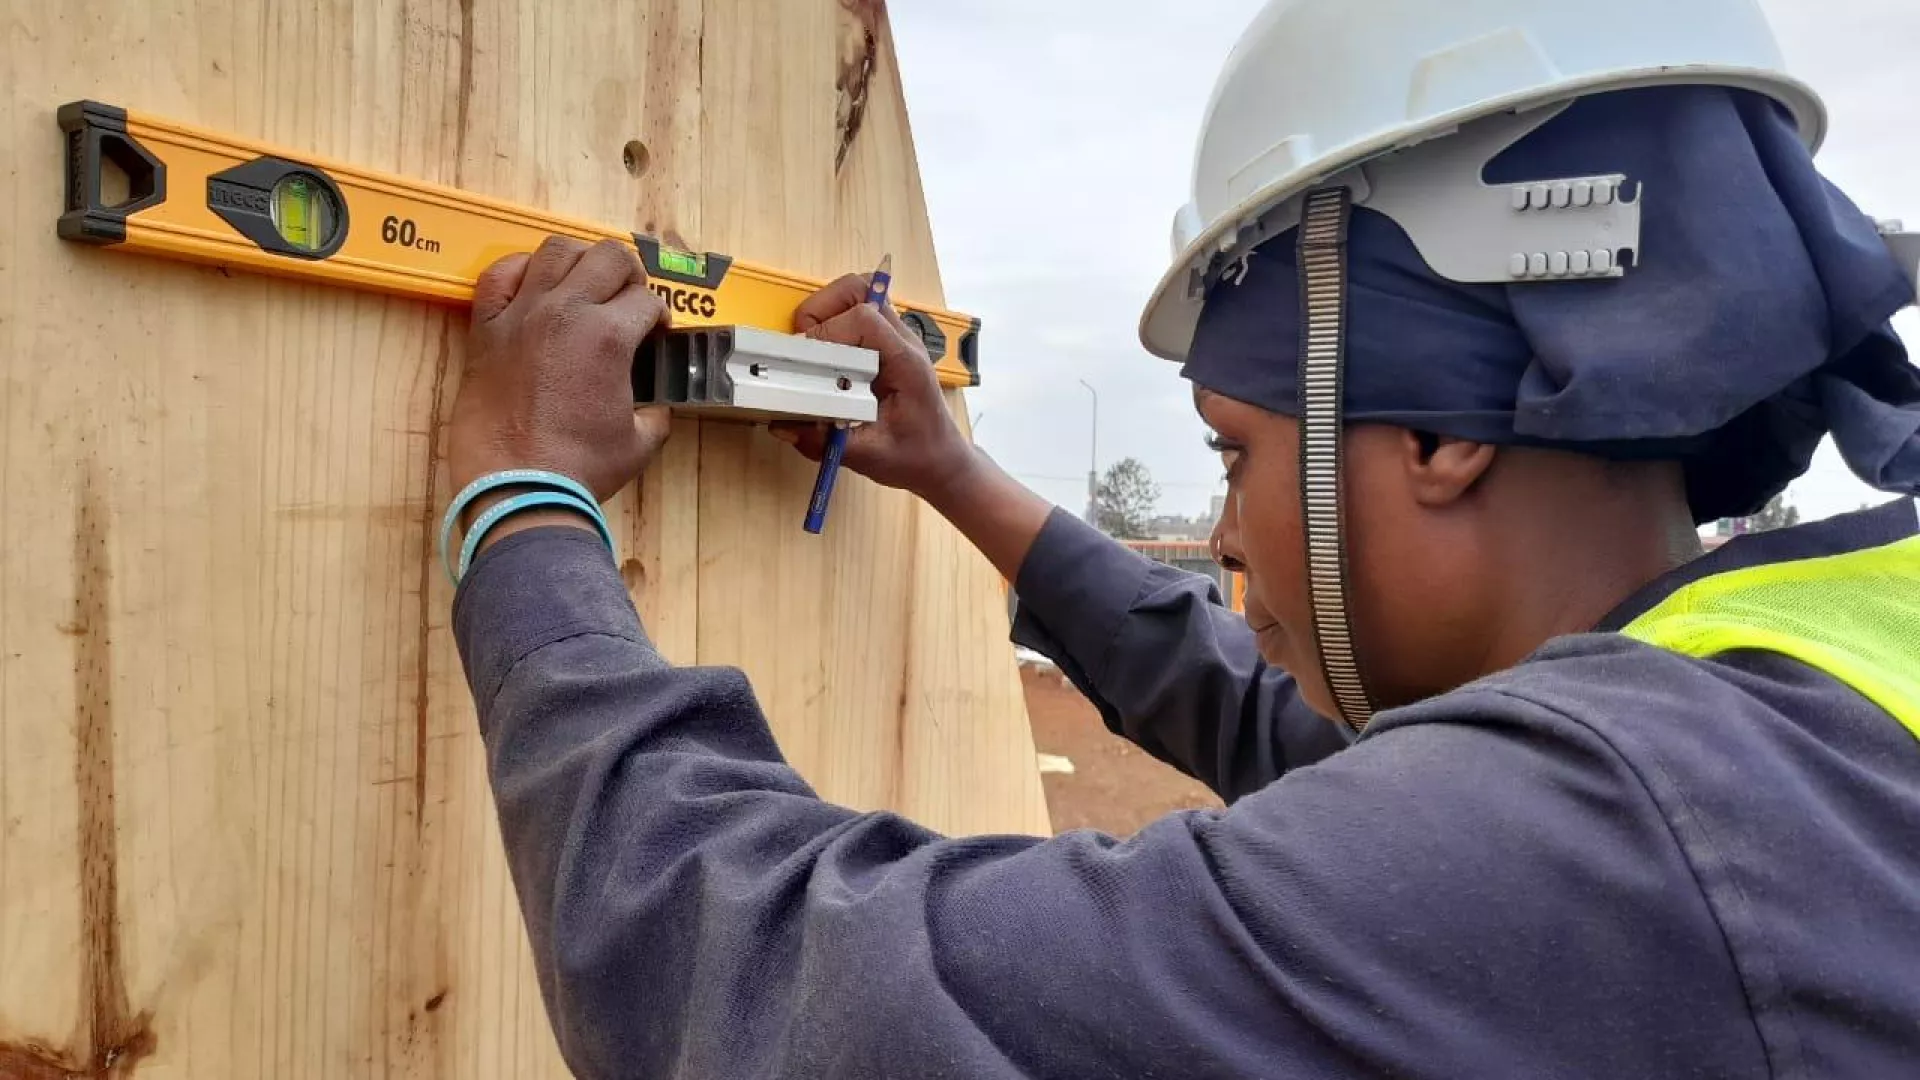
[768,427,797,444]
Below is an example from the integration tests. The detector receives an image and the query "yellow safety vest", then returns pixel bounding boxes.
[1620,535,1920,743]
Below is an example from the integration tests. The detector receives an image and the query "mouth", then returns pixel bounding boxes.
[1243,588,1285,647]
[1244,595,1279,636]
[1244,610,1288,663]
[1246,614,1286,648]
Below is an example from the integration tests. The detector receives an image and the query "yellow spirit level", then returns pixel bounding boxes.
[55,99,981,392]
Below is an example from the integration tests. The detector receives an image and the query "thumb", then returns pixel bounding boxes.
[767,420,828,462]
[633,405,673,464]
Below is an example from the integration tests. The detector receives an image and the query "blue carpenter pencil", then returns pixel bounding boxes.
[804,254,891,534]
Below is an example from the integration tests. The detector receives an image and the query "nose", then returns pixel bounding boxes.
[1211,497,1247,573]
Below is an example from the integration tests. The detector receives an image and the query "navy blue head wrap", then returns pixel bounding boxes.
[1182,85,1920,522]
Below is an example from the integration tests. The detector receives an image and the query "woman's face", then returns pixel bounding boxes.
[1196,384,1693,723]
[1196,389,1333,714]
[1196,387,1469,721]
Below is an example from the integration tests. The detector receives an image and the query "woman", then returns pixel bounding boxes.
[441,2,1920,1075]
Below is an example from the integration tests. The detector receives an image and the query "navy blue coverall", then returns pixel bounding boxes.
[453,497,1920,1078]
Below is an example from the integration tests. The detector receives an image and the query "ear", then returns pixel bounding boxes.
[1403,429,1498,507]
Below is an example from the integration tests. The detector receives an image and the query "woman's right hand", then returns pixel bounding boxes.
[768,273,980,504]
[776,270,1056,581]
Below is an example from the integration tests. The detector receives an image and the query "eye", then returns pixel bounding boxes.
[1204,431,1245,480]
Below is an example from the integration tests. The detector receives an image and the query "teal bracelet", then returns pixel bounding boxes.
[457,489,608,583]
[439,469,614,585]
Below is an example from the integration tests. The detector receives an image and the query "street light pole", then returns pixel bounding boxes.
[1078,379,1099,525]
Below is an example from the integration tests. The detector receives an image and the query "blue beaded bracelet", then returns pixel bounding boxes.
[438,469,615,585]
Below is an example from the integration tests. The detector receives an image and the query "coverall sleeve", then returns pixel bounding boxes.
[1009,507,1350,799]
[452,527,1765,1080]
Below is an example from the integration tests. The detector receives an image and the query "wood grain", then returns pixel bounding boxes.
[0,0,1047,1075]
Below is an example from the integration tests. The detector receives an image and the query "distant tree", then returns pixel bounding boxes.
[1094,457,1161,539]
[1747,493,1801,533]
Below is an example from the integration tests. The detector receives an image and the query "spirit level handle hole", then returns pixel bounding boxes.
[95,134,159,210]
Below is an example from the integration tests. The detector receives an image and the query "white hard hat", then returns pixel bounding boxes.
[1139,0,1827,363]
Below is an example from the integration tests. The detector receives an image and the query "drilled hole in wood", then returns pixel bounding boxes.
[622,140,651,178]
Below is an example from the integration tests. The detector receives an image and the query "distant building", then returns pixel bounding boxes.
[1144,497,1229,542]
[1703,513,1770,550]
[1123,539,1245,613]
[1146,514,1213,542]
[1704,512,1773,549]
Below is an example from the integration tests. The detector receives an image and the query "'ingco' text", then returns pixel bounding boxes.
[650,282,718,319]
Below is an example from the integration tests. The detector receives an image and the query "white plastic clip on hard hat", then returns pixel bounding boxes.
[1198,101,1645,299]
[1140,0,1829,362]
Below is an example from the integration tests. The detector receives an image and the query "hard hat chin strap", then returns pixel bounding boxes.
[1296,186,1376,732]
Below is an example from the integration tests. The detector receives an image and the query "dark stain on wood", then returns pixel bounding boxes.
[273,501,421,525]
[413,319,457,824]
[453,0,476,185]
[635,0,701,245]
[835,0,885,173]
[884,486,921,812]
[0,1042,86,1080]
[0,462,157,1078]
[74,462,157,1076]
[423,990,448,1013]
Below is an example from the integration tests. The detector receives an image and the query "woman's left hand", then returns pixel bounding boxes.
[449,235,674,501]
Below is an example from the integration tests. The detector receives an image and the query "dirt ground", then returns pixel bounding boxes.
[1021,663,1223,836]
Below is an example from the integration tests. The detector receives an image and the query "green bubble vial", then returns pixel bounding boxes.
[270,173,342,253]
[658,247,706,278]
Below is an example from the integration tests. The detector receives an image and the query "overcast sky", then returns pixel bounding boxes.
[890,1,1919,523]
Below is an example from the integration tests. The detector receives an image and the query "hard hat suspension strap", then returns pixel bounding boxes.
[1296,186,1376,732]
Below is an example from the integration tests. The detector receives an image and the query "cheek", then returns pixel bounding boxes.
[1342,440,1441,625]
[1235,459,1304,606]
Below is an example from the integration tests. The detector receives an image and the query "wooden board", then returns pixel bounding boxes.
[0,2,1051,1075]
